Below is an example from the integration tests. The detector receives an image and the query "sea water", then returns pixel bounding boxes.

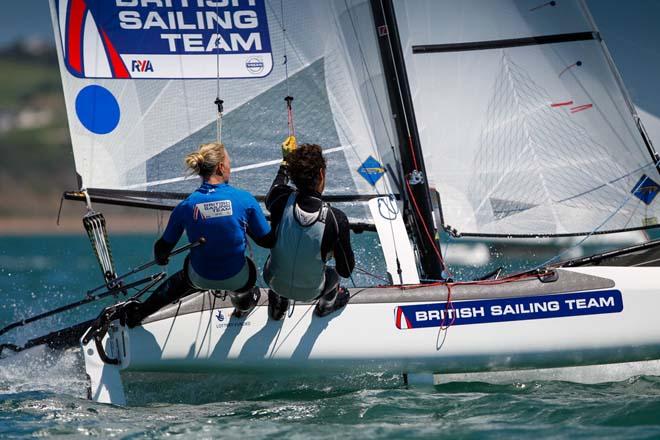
[1,234,660,439]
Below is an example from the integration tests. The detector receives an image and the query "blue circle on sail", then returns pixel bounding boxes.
[75,85,120,134]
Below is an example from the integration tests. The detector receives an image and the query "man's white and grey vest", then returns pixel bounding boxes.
[265,193,328,301]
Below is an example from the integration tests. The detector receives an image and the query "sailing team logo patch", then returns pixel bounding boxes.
[55,0,273,79]
[194,200,233,220]
[395,290,623,329]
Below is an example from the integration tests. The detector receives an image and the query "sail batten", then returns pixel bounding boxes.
[412,31,597,54]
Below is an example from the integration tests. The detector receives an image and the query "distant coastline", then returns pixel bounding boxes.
[0,215,162,235]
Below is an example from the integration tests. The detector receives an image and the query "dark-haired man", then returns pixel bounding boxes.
[264,143,354,319]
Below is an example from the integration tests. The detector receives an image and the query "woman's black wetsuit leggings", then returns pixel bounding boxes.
[134,256,258,324]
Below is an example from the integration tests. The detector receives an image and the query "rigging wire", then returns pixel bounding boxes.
[377,196,404,284]
[285,96,295,137]
[622,197,643,230]
[375,0,420,171]
[215,2,223,143]
[266,1,404,279]
[280,0,290,99]
[533,157,660,270]
[342,0,395,149]
[373,0,447,278]
[342,0,414,283]
[264,0,389,197]
[267,1,445,283]
[280,0,295,138]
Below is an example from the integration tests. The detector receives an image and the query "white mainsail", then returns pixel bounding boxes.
[393,0,660,237]
[48,0,397,204]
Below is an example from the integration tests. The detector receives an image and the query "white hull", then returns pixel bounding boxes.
[83,266,660,404]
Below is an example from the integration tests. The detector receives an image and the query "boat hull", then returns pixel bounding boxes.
[84,266,660,404]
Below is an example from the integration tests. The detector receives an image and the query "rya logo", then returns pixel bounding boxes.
[131,60,154,73]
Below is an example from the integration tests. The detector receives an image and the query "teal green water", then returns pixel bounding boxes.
[1,235,660,439]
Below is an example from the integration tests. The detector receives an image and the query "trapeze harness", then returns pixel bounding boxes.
[265,193,330,301]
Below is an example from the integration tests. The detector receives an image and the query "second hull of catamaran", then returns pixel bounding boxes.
[83,266,660,405]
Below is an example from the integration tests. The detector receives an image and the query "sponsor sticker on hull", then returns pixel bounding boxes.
[56,0,273,79]
[394,289,623,329]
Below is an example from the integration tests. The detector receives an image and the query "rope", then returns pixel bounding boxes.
[377,197,404,284]
[405,179,449,278]
[286,96,295,137]
[83,210,118,287]
[439,283,455,330]
[354,265,390,284]
[216,99,223,143]
[435,283,455,350]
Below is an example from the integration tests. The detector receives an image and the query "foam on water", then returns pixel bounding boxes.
[0,346,87,398]
[2,346,660,438]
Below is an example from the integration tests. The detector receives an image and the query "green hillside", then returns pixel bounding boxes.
[0,44,77,217]
[0,58,61,109]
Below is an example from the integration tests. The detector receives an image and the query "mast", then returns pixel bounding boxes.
[369,0,444,281]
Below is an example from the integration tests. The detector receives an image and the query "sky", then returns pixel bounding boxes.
[0,0,658,117]
[588,0,660,117]
[0,1,53,46]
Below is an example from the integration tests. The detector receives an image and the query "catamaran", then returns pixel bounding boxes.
[2,0,660,406]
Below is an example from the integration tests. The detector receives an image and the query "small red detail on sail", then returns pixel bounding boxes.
[378,25,389,37]
[570,104,593,113]
[551,100,574,108]
[67,0,87,75]
[100,30,130,79]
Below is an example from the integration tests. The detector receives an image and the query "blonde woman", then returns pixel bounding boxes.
[126,143,274,326]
